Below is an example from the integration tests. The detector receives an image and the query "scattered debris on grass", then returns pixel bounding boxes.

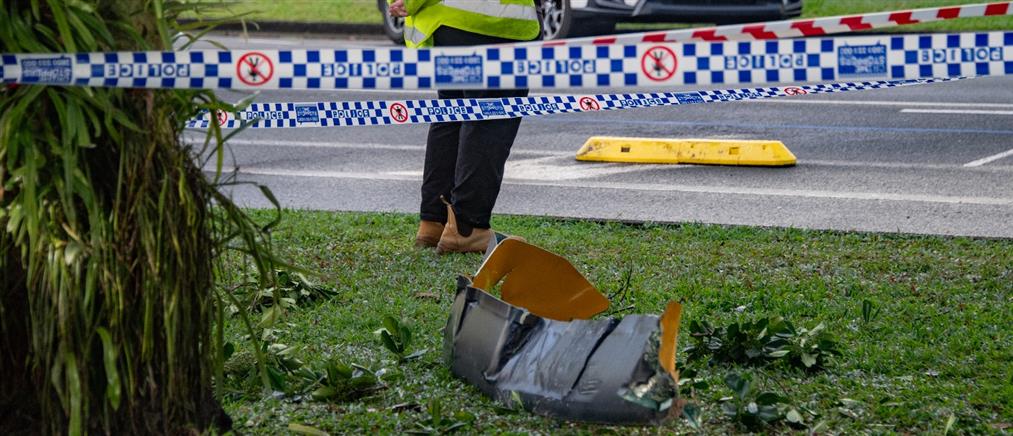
[235,269,340,315]
[444,238,684,424]
[375,314,427,362]
[409,399,475,435]
[308,360,387,402]
[720,373,805,430]
[685,316,841,370]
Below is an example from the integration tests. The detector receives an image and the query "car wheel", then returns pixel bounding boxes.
[537,0,572,40]
[380,3,405,44]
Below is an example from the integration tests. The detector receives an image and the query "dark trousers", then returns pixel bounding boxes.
[420,26,530,229]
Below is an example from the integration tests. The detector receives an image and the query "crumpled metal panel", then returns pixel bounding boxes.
[443,238,682,424]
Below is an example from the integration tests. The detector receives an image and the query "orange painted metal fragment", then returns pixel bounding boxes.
[472,238,609,321]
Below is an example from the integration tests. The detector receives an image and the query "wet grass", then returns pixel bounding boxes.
[220,209,1012,434]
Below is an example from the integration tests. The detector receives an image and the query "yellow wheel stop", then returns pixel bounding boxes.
[575,136,797,167]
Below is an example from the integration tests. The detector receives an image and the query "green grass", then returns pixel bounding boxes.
[802,0,1013,32]
[195,0,1012,31]
[220,210,1012,434]
[188,0,380,24]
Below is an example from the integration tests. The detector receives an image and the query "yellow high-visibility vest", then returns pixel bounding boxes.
[399,0,540,48]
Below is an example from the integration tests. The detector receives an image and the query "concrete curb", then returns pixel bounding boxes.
[177,19,384,36]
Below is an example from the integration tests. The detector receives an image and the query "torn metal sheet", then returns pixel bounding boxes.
[443,238,683,424]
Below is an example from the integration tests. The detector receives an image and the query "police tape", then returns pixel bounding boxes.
[525,1,1011,47]
[185,76,968,129]
[3,32,1010,91]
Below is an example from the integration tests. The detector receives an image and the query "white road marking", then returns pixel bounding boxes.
[746,100,1013,109]
[900,109,1013,116]
[508,179,1012,206]
[504,156,679,181]
[317,89,435,95]
[187,138,1013,172]
[183,137,561,156]
[210,166,1013,206]
[236,167,420,181]
[964,147,1013,167]
[227,37,301,46]
[802,159,1013,172]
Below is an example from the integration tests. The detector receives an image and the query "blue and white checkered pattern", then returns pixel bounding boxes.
[184,76,965,129]
[274,48,426,90]
[892,32,1011,79]
[71,51,233,89]
[673,31,1010,86]
[484,45,641,89]
[4,32,1008,90]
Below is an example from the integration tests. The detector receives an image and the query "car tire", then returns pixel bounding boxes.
[378,0,406,45]
[537,0,572,40]
[538,0,615,40]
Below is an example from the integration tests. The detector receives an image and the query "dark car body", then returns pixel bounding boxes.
[572,0,802,24]
[378,0,805,42]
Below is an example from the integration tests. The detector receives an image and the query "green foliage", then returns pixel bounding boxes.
[309,361,387,402]
[244,269,339,312]
[263,343,308,392]
[231,269,339,329]
[601,264,637,317]
[682,402,704,431]
[786,322,841,370]
[861,298,881,325]
[243,338,387,402]
[409,399,476,435]
[288,422,331,436]
[0,1,283,433]
[719,373,804,430]
[685,316,841,370]
[376,314,427,362]
[677,366,711,397]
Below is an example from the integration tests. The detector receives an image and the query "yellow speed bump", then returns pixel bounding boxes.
[575,136,796,167]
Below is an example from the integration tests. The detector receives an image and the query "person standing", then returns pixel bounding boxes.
[388,0,540,254]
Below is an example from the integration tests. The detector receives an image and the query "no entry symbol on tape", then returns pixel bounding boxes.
[579,96,601,111]
[783,86,808,96]
[236,52,274,86]
[215,110,228,125]
[389,102,409,123]
[641,46,678,82]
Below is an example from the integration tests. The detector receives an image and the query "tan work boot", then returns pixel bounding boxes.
[415,220,445,248]
[436,203,493,255]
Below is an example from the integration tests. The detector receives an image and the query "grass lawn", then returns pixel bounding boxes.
[185,1,379,24]
[194,0,1012,32]
[801,0,1013,32]
[220,210,1012,434]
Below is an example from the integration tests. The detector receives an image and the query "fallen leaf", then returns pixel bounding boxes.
[289,423,329,436]
[390,402,423,413]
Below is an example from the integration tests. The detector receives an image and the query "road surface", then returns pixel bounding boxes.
[187,34,1013,238]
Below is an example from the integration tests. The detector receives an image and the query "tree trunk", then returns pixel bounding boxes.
[0,1,242,433]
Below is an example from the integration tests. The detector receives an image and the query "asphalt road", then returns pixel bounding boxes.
[187,34,1013,238]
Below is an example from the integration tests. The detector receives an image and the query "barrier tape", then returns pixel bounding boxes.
[3,32,1008,91]
[526,1,1012,47]
[185,77,968,129]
